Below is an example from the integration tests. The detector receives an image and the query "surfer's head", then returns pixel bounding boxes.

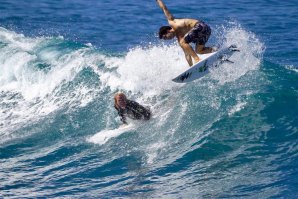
[159,26,175,40]
[114,92,127,109]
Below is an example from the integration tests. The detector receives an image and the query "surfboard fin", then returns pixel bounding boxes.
[231,48,240,52]
[224,59,234,64]
[229,45,240,52]
[220,58,234,64]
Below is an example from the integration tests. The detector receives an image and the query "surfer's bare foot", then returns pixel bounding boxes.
[193,57,201,64]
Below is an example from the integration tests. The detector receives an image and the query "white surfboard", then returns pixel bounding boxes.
[87,124,134,145]
[172,45,239,83]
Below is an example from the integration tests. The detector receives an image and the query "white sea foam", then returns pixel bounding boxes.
[0,28,101,141]
[99,44,185,97]
[285,65,298,73]
[210,24,264,85]
[87,124,134,145]
[228,101,247,116]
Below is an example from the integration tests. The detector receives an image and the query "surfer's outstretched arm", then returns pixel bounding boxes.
[156,0,175,22]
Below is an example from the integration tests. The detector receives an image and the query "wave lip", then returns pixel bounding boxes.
[0,27,102,140]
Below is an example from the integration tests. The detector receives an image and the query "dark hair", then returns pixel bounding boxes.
[159,26,172,39]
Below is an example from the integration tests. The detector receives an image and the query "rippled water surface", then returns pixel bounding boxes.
[1,0,297,198]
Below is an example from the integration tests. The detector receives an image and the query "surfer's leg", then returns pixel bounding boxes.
[180,40,201,63]
[195,44,214,54]
[194,23,214,54]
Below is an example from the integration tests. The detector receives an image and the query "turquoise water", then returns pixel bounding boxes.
[0,0,298,198]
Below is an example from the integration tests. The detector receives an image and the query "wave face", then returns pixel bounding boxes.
[0,25,263,142]
[1,0,298,198]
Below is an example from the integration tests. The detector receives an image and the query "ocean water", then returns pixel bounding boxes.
[0,0,297,198]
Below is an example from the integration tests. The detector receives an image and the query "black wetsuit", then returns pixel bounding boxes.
[115,100,151,124]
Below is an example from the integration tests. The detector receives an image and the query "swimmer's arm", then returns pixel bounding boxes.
[120,115,128,125]
[115,105,128,125]
[156,0,175,22]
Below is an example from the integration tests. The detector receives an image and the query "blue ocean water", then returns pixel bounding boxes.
[0,0,297,198]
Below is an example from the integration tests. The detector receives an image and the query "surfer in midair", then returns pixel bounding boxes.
[114,93,151,125]
[156,0,216,66]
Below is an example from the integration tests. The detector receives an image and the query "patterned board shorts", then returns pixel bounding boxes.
[184,21,211,45]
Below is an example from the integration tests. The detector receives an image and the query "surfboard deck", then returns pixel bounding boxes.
[172,45,239,83]
[87,124,134,145]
